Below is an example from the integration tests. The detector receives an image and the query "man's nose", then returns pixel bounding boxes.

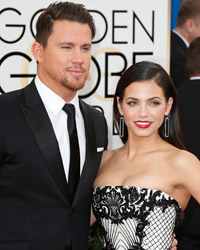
[72,49,83,64]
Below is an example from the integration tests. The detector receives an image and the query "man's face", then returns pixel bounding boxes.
[36,20,92,99]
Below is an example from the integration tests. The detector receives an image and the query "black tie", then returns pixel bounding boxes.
[63,103,80,202]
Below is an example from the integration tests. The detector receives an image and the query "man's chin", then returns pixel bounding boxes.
[61,81,85,91]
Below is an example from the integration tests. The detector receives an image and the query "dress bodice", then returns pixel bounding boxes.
[92,186,181,250]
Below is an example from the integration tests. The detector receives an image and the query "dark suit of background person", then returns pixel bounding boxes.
[177,36,200,250]
[0,2,108,250]
[170,31,190,88]
[170,0,200,88]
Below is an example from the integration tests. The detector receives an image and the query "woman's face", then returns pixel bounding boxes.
[117,79,173,139]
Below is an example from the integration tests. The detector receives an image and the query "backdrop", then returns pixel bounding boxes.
[0,0,171,149]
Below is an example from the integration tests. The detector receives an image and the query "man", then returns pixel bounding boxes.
[0,2,108,250]
[178,36,200,250]
[170,0,200,88]
[0,2,178,250]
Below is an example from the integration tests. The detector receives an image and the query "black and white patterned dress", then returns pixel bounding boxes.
[92,186,181,250]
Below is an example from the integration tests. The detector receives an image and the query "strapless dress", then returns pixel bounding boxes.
[92,186,181,250]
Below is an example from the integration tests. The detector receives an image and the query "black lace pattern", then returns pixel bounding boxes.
[92,186,181,250]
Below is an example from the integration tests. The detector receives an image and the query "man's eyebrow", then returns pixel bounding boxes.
[58,42,91,47]
[58,42,74,46]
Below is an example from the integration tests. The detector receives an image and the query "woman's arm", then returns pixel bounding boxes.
[175,150,200,204]
[90,207,96,226]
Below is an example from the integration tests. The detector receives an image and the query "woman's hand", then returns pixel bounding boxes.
[170,234,178,250]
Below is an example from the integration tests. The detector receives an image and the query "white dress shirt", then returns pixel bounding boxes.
[35,75,86,180]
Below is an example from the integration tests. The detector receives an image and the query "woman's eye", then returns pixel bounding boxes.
[127,101,138,106]
[149,101,160,106]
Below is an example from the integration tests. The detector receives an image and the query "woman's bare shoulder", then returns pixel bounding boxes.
[101,149,118,164]
[170,148,200,169]
[99,147,122,169]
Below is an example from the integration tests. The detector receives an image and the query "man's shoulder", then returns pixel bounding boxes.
[171,31,187,52]
[79,99,108,136]
[0,88,24,105]
[179,79,200,90]
[171,31,185,44]
[0,80,36,106]
[79,99,105,118]
[0,90,25,116]
[178,80,200,105]
[171,31,180,41]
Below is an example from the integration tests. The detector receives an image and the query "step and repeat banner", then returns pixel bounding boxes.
[0,0,171,149]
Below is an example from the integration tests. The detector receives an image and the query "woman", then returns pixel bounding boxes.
[91,61,200,250]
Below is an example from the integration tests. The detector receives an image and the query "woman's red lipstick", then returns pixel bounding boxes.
[135,121,152,128]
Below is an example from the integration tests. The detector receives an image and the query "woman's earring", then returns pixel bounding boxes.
[165,116,169,137]
[119,116,124,137]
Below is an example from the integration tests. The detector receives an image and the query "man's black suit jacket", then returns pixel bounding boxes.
[178,79,200,236]
[170,31,190,88]
[0,80,108,250]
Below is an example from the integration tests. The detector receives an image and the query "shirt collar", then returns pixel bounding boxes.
[190,76,200,80]
[172,29,189,48]
[35,75,80,116]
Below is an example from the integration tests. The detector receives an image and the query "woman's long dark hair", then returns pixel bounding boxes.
[113,61,185,149]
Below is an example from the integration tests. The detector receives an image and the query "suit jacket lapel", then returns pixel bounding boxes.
[72,100,97,205]
[20,81,70,202]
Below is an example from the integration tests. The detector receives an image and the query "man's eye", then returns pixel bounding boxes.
[82,47,90,52]
[61,46,71,50]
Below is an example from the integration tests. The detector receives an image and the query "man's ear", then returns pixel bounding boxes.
[185,18,195,33]
[31,42,44,63]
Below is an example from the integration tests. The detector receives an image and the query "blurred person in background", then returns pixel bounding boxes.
[170,0,200,88]
[178,36,200,250]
